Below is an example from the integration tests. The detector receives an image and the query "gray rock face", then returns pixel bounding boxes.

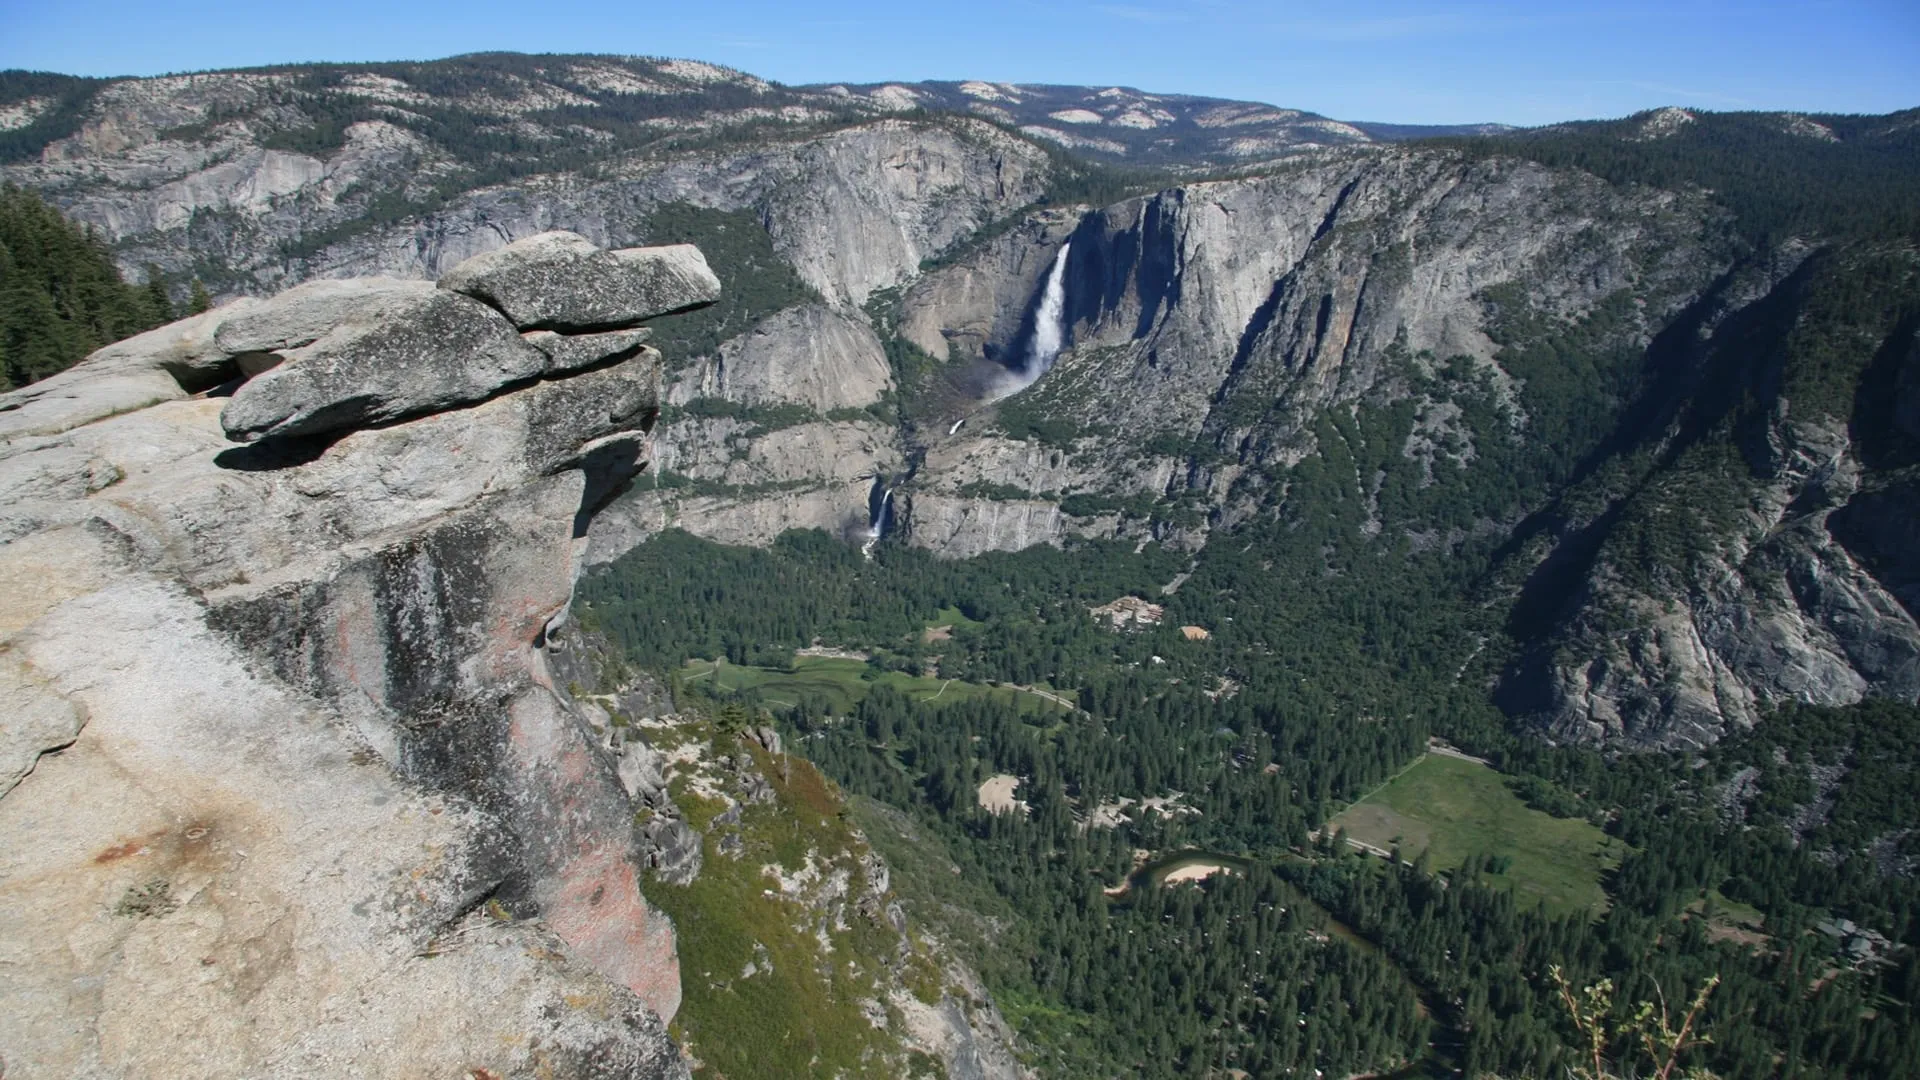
[1521,415,1920,749]
[901,492,1087,560]
[213,277,436,354]
[884,150,1723,562]
[587,477,882,563]
[639,814,705,887]
[440,232,721,332]
[10,76,1051,316]
[583,302,902,562]
[220,287,547,442]
[0,252,701,1076]
[672,304,892,412]
[1479,240,1920,749]
[526,326,654,372]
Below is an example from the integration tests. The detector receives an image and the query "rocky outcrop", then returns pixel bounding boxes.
[1512,350,1920,748]
[1519,432,1920,748]
[218,284,548,441]
[527,327,655,372]
[0,236,712,1077]
[1488,247,1920,747]
[671,303,891,412]
[589,477,883,562]
[439,233,721,331]
[901,492,1103,560]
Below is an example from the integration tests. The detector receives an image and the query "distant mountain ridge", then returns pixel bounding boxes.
[804,79,1510,162]
[0,53,1503,177]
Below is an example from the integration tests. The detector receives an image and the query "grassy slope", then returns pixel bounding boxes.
[644,721,945,1080]
[1329,753,1621,918]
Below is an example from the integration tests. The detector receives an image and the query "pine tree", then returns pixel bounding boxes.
[0,184,168,388]
[140,263,173,325]
[188,278,212,315]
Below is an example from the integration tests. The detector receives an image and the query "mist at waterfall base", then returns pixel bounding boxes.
[988,241,1072,402]
[906,240,1074,433]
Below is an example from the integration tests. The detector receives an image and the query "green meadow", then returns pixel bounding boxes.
[1329,752,1622,918]
[679,654,1068,717]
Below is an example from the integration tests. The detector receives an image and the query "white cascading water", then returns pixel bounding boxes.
[991,241,1072,400]
[861,486,895,559]
[1024,241,1072,380]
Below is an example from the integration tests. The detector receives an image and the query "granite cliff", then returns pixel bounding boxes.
[0,230,707,1076]
[885,147,1917,747]
[0,216,1031,1076]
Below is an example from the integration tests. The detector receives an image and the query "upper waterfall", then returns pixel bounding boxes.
[991,241,1071,400]
[1024,241,1072,380]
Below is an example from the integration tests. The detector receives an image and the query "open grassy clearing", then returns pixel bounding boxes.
[1328,753,1622,918]
[931,605,983,630]
[1685,887,1770,948]
[680,655,1068,716]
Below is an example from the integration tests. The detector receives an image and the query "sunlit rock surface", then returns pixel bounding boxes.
[0,236,709,1079]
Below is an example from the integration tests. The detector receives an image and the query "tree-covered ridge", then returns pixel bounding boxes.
[0,184,178,388]
[2,53,857,171]
[0,71,107,166]
[1423,107,1920,243]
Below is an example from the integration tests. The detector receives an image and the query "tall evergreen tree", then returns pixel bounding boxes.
[0,184,168,388]
[140,263,174,325]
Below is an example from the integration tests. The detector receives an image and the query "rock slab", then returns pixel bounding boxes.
[440,231,720,332]
[220,288,547,442]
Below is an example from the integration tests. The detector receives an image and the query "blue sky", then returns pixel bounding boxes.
[2,0,1914,126]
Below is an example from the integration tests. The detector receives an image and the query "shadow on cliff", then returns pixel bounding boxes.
[1492,249,1824,717]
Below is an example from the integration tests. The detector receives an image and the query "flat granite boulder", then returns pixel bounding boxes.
[221,289,545,442]
[440,232,720,332]
[214,277,436,354]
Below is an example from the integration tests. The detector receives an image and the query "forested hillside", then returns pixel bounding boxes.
[0,184,186,386]
[581,527,1920,1078]
[6,51,1916,1075]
